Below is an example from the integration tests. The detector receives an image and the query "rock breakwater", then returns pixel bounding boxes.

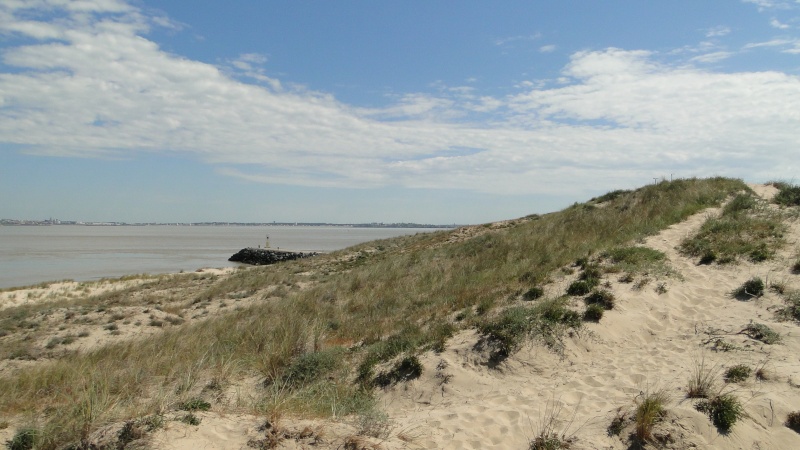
[228,248,318,266]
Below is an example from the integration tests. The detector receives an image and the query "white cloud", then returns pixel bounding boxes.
[0,3,798,198]
[705,26,731,37]
[770,18,791,28]
[690,51,735,63]
[539,44,556,53]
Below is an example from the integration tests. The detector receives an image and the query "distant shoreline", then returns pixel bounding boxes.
[0,220,458,228]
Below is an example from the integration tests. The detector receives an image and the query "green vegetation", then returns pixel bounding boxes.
[634,390,669,442]
[743,322,781,344]
[777,290,800,322]
[0,177,750,449]
[787,411,800,433]
[724,365,751,383]
[772,182,800,207]
[733,277,765,299]
[687,356,719,399]
[680,192,786,264]
[696,393,744,433]
[584,290,615,310]
[583,304,604,322]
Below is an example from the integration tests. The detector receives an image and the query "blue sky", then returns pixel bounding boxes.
[1,0,799,224]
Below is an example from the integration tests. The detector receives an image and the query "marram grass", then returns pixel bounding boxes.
[0,177,748,449]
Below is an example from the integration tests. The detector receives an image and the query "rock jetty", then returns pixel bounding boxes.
[228,248,318,266]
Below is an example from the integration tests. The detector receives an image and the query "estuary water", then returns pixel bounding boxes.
[0,225,443,289]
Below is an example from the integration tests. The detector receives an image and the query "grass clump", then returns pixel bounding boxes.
[374,355,423,387]
[523,286,545,301]
[687,356,719,399]
[696,393,744,433]
[733,277,765,299]
[6,428,38,450]
[584,289,615,310]
[773,183,800,207]
[724,364,751,383]
[277,348,343,388]
[680,193,785,264]
[634,390,669,442]
[479,298,581,359]
[743,322,781,344]
[583,304,604,322]
[604,246,667,274]
[786,411,800,433]
[179,398,211,412]
[777,290,800,322]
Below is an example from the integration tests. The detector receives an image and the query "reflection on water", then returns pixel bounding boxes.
[0,225,443,289]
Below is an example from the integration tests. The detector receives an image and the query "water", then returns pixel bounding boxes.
[0,225,443,289]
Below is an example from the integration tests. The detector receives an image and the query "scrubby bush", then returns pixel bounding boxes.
[786,411,800,433]
[733,277,764,299]
[584,290,615,310]
[744,322,781,344]
[523,286,545,301]
[724,365,751,383]
[279,347,343,387]
[374,355,423,387]
[774,183,800,207]
[566,280,595,296]
[583,304,604,322]
[696,393,744,432]
[6,428,37,450]
[179,398,211,412]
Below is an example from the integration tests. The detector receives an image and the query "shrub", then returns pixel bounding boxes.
[374,355,423,387]
[584,290,615,310]
[777,290,800,322]
[634,390,669,441]
[744,322,781,344]
[179,398,211,412]
[523,287,545,301]
[583,304,604,322]
[6,428,37,450]
[733,277,764,299]
[724,365,751,383]
[566,280,595,296]
[786,411,800,433]
[180,413,201,426]
[696,393,744,432]
[774,184,800,207]
[723,193,757,215]
[279,348,342,388]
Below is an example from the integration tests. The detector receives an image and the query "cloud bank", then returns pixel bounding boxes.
[1,0,798,197]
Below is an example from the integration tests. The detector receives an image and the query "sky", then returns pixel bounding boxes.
[1,0,799,224]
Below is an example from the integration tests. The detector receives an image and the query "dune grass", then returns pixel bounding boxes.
[680,192,786,264]
[0,177,749,449]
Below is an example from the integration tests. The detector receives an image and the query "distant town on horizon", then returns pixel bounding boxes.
[0,218,457,229]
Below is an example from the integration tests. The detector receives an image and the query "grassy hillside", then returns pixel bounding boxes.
[0,177,752,449]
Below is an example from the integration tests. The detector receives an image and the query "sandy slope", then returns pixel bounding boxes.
[139,186,800,450]
[4,187,799,449]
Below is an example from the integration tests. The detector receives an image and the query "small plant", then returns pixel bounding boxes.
[374,355,423,387]
[584,290,615,310]
[523,286,545,301]
[634,390,669,441]
[792,258,800,274]
[6,428,37,450]
[607,410,627,437]
[566,280,595,296]
[743,322,781,344]
[583,304,604,322]
[654,282,668,294]
[279,348,342,387]
[180,413,201,426]
[179,398,211,411]
[354,409,392,439]
[687,356,718,399]
[786,411,800,433]
[529,399,576,450]
[773,183,800,207]
[724,364,751,383]
[733,277,764,299]
[696,393,744,433]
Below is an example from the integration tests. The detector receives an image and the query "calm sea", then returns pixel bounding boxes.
[0,225,443,289]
